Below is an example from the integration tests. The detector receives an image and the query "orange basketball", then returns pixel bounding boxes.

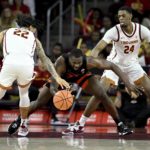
[53,90,74,110]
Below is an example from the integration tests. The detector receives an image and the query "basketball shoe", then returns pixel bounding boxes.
[18,121,29,137]
[117,122,133,136]
[62,121,84,135]
[8,115,21,135]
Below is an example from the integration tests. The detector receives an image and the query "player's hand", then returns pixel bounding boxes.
[126,83,142,98]
[55,76,70,89]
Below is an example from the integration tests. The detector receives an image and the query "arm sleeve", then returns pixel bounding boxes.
[141,25,150,42]
[102,26,119,43]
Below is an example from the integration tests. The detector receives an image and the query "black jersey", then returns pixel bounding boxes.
[45,54,92,89]
[61,53,90,83]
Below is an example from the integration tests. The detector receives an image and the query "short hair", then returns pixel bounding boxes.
[69,49,84,58]
[16,15,43,31]
[53,42,63,51]
[118,6,132,14]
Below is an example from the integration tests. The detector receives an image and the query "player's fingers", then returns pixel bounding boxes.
[59,80,70,89]
[133,87,142,96]
[63,81,70,89]
[59,83,64,89]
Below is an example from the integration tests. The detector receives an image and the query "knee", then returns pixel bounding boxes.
[96,92,108,102]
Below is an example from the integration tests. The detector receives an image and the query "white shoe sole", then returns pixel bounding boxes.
[119,130,133,136]
[18,131,29,137]
[62,131,74,135]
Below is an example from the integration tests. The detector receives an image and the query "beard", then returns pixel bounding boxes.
[120,22,127,28]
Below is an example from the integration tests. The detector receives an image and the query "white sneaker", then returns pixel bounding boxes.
[62,121,84,135]
[18,125,29,136]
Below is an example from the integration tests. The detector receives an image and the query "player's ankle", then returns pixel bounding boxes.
[79,115,89,126]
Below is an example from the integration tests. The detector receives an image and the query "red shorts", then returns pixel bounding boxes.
[45,73,93,89]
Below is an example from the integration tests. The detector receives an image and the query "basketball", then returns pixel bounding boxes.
[53,90,74,110]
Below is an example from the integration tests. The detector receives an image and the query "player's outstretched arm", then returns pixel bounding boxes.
[49,56,68,93]
[91,40,107,57]
[109,61,141,96]
[87,57,141,96]
[35,39,70,89]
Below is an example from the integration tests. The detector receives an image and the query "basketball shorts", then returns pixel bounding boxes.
[101,62,145,85]
[45,73,93,90]
[0,64,34,88]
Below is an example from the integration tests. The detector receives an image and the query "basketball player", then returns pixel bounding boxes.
[0,15,70,136]
[8,49,140,136]
[62,6,150,135]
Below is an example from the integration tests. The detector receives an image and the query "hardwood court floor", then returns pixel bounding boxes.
[0,124,150,150]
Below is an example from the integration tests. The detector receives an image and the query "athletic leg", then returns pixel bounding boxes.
[83,76,120,124]
[135,74,150,98]
[62,77,133,135]
[80,77,118,126]
[18,85,30,136]
[8,85,53,135]
[28,85,53,117]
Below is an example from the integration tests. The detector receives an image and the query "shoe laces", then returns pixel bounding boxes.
[67,122,80,131]
[19,125,28,133]
[12,123,18,128]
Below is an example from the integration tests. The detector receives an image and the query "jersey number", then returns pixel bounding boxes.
[14,29,29,39]
[124,45,134,54]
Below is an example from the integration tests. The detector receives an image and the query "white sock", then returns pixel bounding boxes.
[21,119,28,126]
[79,115,89,126]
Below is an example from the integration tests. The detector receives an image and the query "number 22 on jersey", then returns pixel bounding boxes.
[13,29,29,39]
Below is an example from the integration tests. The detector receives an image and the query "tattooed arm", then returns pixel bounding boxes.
[35,38,70,89]
[49,56,67,94]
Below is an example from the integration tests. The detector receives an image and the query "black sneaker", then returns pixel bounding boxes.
[8,115,21,135]
[117,122,133,136]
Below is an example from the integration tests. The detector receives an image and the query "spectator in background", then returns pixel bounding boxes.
[79,7,103,37]
[0,7,17,31]
[86,8,103,30]
[0,7,17,64]
[125,0,150,14]
[86,30,101,49]
[142,10,150,30]
[0,0,10,14]
[80,41,91,56]
[115,82,150,128]
[138,40,150,65]
[10,0,30,17]
[23,0,36,17]
[50,42,64,63]
[100,16,113,36]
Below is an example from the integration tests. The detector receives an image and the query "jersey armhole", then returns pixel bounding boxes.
[139,24,142,41]
[114,26,120,42]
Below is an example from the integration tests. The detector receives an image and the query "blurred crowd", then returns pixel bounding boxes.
[0,0,150,126]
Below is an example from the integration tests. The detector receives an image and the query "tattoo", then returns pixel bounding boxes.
[35,39,59,78]
[55,56,66,75]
